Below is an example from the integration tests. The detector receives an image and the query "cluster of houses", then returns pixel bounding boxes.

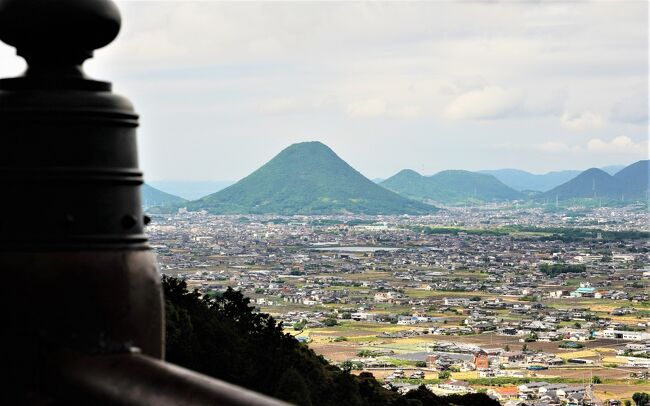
[504,381,595,405]
[149,208,649,405]
[387,379,597,405]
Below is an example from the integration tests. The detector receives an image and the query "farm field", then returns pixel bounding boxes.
[300,323,649,405]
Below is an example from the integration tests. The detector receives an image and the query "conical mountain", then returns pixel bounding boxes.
[543,168,619,200]
[189,142,436,215]
[381,169,522,204]
[142,184,187,206]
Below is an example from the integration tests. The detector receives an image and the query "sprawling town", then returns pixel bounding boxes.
[152,205,650,406]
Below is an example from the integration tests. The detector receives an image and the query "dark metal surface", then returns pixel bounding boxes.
[0,0,289,404]
[0,0,156,402]
[0,0,292,404]
[53,352,290,406]
[0,0,121,79]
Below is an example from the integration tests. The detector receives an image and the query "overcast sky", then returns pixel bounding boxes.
[0,1,647,181]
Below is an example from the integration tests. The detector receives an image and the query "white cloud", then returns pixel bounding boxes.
[587,136,648,155]
[393,105,421,119]
[0,1,646,179]
[256,97,310,115]
[256,97,302,114]
[535,136,649,157]
[523,89,566,117]
[444,86,524,120]
[535,141,580,153]
[561,111,604,131]
[346,98,387,118]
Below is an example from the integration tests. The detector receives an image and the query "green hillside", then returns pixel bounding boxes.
[188,142,436,215]
[542,168,618,200]
[142,183,187,206]
[613,159,649,200]
[381,169,523,204]
[379,169,436,200]
[542,161,650,202]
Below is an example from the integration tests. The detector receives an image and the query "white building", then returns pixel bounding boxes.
[595,330,650,341]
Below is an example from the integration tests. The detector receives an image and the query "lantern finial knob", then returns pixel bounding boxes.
[0,0,121,77]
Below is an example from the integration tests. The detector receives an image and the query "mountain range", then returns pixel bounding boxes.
[380,169,522,204]
[478,169,581,192]
[144,141,647,213]
[187,142,437,215]
[148,165,631,200]
[479,165,626,192]
[542,160,649,201]
[142,184,187,206]
[148,180,233,200]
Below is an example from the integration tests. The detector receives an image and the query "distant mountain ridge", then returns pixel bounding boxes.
[478,169,581,192]
[480,165,627,192]
[381,169,523,204]
[148,180,233,200]
[142,184,187,206]
[601,165,626,175]
[542,160,649,201]
[146,147,646,211]
[615,160,650,200]
[188,142,437,215]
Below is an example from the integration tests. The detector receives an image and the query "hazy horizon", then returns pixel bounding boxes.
[1,1,647,181]
[145,143,638,183]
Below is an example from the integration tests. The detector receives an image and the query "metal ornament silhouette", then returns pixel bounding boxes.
[0,0,157,400]
[0,1,286,404]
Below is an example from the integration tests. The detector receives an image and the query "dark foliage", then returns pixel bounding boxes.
[539,263,586,276]
[632,392,649,406]
[398,385,501,406]
[531,227,650,242]
[163,277,499,406]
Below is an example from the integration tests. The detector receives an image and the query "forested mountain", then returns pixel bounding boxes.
[381,169,522,204]
[543,161,649,201]
[188,142,436,215]
[613,160,649,200]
